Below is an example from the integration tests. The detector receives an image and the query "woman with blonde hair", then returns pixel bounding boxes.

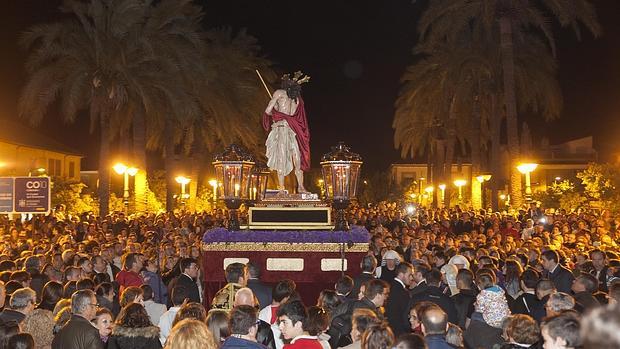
[164,319,217,349]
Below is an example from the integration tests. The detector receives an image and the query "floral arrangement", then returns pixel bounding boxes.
[202,225,370,244]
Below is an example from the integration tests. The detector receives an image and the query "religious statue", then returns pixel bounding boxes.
[262,72,311,193]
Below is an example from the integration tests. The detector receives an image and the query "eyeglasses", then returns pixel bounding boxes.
[89,303,100,308]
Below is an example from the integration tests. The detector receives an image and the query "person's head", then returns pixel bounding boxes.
[180,257,199,279]
[395,333,427,349]
[364,279,389,308]
[76,278,95,291]
[590,249,606,271]
[350,308,380,342]
[361,255,378,273]
[305,306,329,336]
[233,287,255,307]
[277,300,307,340]
[7,333,34,349]
[71,289,98,321]
[122,253,142,272]
[609,282,620,306]
[9,287,36,314]
[571,273,598,294]
[229,305,260,339]
[317,289,341,315]
[542,312,581,349]
[272,279,296,304]
[165,319,217,349]
[520,268,541,291]
[171,285,188,307]
[78,256,93,274]
[93,307,114,338]
[456,268,474,290]
[445,323,463,348]
[542,250,560,271]
[206,309,230,344]
[335,275,354,296]
[396,262,415,287]
[40,281,63,307]
[0,319,20,349]
[361,323,395,349]
[536,279,557,300]
[413,263,431,284]
[140,284,154,302]
[120,286,144,308]
[425,269,443,287]
[505,314,540,345]
[115,302,151,328]
[225,263,248,286]
[475,271,496,290]
[172,302,207,327]
[581,305,620,349]
[546,292,575,316]
[420,306,448,336]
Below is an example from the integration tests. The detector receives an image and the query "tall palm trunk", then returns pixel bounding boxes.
[188,140,203,211]
[132,110,148,213]
[500,16,523,208]
[434,140,446,208]
[470,98,482,209]
[164,118,176,211]
[98,113,111,217]
[490,94,501,211]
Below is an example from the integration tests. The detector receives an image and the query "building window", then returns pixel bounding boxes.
[69,161,75,178]
[48,159,61,176]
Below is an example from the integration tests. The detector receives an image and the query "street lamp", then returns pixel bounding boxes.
[475,173,492,209]
[438,184,446,207]
[175,176,191,207]
[212,144,255,231]
[453,179,467,203]
[425,186,434,207]
[208,179,218,204]
[517,163,538,202]
[247,162,270,205]
[113,163,138,214]
[321,142,363,231]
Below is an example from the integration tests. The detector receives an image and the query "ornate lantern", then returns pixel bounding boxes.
[212,144,255,231]
[247,161,270,205]
[321,142,363,231]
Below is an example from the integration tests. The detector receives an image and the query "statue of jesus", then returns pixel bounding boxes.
[262,72,311,193]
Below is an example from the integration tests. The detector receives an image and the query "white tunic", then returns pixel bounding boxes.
[265,119,301,176]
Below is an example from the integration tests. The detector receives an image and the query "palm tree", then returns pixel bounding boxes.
[146,28,277,211]
[19,0,205,216]
[418,0,601,207]
[395,32,562,208]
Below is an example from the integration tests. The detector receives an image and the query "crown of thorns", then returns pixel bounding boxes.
[282,71,310,85]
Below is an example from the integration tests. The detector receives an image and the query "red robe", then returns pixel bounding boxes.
[262,97,311,171]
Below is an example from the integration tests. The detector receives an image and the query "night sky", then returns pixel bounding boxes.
[1,0,619,172]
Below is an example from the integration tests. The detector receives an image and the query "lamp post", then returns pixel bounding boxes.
[175,176,191,207]
[475,173,492,209]
[517,163,538,202]
[438,184,446,207]
[418,177,425,198]
[453,179,467,203]
[321,142,363,231]
[208,179,218,204]
[113,163,138,214]
[212,144,255,231]
[425,186,434,207]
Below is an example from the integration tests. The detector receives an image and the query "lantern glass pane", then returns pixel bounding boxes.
[350,164,360,197]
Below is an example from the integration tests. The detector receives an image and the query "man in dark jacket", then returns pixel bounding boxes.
[247,261,272,310]
[221,305,268,348]
[0,287,36,325]
[511,269,541,317]
[52,289,104,349]
[170,257,201,303]
[420,306,454,349]
[571,273,600,313]
[451,269,476,329]
[541,250,574,294]
[410,269,458,325]
[385,262,413,336]
[234,287,275,349]
[350,255,376,300]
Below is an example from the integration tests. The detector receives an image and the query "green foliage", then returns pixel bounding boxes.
[532,179,587,212]
[577,163,620,201]
[51,180,97,215]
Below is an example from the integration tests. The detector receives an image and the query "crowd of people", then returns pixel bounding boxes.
[0,200,618,349]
